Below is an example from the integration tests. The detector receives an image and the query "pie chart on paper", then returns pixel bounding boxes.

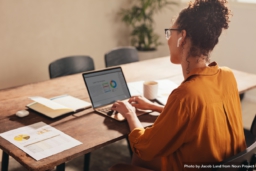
[14,134,30,141]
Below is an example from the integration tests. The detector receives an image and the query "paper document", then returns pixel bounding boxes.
[128,81,144,96]
[0,122,82,160]
[156,79,178,105]
[128,79,178,105]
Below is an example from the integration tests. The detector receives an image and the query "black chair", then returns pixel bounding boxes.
[213,115,256,171]
[49,55,94,171]
[104,47,139,157]
[213,141,256,171]
[49,55,95,78]
[104,46,139,67]
[244,115,256,147]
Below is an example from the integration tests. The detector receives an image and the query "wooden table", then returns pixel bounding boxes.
[1,56,256,171]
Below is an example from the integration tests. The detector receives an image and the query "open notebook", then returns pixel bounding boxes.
[27,95,91,118]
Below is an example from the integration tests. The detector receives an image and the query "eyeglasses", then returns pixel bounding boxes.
[165,28,181,40]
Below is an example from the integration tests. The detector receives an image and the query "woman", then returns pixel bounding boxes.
[110,0,246,170]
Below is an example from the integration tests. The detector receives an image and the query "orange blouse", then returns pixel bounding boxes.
[129,62,246,171]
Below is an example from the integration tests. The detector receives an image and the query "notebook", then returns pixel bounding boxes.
[82,67,150,121]
[27,95,92,118]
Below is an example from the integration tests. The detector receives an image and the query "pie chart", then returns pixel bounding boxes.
[14,134,30,141]
[110,80,117,88]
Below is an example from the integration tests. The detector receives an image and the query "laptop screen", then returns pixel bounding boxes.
[82,67,131,108]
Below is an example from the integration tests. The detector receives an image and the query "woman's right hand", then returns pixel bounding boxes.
[129,95,164,113]
[128,96,155,110]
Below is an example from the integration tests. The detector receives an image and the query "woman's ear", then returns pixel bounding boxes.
[180,30,187,47]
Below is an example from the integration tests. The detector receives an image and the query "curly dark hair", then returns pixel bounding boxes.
[176,0,232,58]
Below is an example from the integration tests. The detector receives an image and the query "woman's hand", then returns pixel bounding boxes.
[111,101,136,119]
[128,96,155,110]
[128,96,164,113]
[111,100,143,131]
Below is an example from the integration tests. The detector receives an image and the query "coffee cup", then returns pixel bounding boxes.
[143,81,158,100]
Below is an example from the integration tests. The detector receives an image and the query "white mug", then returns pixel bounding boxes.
[143,81,158,100]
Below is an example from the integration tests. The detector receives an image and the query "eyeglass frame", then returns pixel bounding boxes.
[165,28,181,40]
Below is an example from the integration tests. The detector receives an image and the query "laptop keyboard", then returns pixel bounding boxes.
[98,107,114,115]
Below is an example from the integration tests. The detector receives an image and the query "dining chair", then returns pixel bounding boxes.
[110,133,256,171]
[244,115,256,147]
[109,115,256,171]
[104,46,139,67]
[213,141,256,171]
[109,163,153,171]
[104,46,139,157]
[49,55,95,79]
[49,55,95,171]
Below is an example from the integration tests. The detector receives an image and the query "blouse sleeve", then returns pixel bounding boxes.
[129,91,190,161]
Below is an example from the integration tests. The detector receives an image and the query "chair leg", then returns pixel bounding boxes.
[83,153,91,171]
[126,137,133,157]
[1,151,9,171]
[56,163,65,171]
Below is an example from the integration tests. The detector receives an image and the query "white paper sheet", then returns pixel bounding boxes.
[128,79,178,105]
[128,81,144,96]
[156,79,178,105]
[0,122,82,160]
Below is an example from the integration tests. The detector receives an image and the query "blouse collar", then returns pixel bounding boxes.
[183,62,219,82]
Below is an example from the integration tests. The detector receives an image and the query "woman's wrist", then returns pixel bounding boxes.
[125,111,136,120]
[150,103,164,113]
[125,112,143,131]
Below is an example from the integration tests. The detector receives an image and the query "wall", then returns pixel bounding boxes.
[211,2,256,98]
[0,0,132,89]
[0,1,255,92]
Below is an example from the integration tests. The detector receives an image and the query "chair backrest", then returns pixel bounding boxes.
[213,141,256,171]
[49,55,95,79]
[250,115,256,137]
[104,46,139,67]
[244,115,256,147]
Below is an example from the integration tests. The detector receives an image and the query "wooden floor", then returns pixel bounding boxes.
[1,90,256,171]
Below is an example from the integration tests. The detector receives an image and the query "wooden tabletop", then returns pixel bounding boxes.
[0,56,256,170]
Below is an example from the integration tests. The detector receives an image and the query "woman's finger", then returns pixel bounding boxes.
[129,96,136,104]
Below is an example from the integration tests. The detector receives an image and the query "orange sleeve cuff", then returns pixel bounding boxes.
[128,128,145,154]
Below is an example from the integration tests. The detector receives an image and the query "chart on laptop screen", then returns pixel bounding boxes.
[83,68,130,108]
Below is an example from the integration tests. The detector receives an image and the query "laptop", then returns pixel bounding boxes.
[82,66,150,121]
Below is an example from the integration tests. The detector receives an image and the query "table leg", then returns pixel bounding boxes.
[56,163,65,171]
[1,151,9,171]
[83,153,91,171]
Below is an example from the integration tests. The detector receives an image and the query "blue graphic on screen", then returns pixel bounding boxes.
[110,80,117,88]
